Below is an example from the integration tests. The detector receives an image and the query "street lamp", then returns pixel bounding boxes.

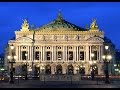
[7,44,16,84]
[102,45,112,84]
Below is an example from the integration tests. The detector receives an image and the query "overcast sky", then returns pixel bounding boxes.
[0,2,120,54]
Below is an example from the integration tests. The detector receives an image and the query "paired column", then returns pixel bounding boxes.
[76,46,78,61]
[66,46,68,61]
[41,46,43,61]
[52,46,54,62]
[27,46,29,60]
[16,46,18,62]
[54,46,56,61]
[43,46,45,61]
[63,46,65,61]
[30,46,32,61]
[90,45,92,61]
[74,46,76,62]
[31,46,33,62]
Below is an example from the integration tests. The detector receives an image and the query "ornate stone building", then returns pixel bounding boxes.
[6,12,106,76]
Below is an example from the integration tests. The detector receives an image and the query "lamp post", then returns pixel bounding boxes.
[7,44,16,84]
[102,45,112,84]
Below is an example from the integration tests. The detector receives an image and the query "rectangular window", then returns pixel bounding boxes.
[69,51,73,60]
[35,51,40,60]
[94,51,97,60]
[80,51,84,60]
[89,46,90,60]
[22,51,27,60]
[46,51,51,60]
[57,51,62,60]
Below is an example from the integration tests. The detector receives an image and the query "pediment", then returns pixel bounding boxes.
[16,36,33,43]
[86,36,104,42]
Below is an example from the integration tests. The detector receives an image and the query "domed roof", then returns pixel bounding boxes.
[37,11,87,31]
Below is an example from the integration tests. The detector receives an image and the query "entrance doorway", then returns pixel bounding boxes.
[45,64,51,74]
[34,66,40,77]
[68,64,74,74]
[56,64,62,74]
[79,67,85,75]
[21,64,27,76]
[90,64,98,75]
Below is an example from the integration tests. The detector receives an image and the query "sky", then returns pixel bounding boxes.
[0,2,120,54]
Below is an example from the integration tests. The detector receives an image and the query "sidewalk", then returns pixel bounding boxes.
[0,79,120,88]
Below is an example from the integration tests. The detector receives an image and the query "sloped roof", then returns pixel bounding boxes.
[36,11,87,31]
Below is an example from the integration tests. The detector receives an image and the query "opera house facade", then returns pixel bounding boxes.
[5,12,106,76]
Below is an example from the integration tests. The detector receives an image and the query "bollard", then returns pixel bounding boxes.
[70,76,72,85]
[96,76,98,85]
[44,76,45,84]
[18,75,19,85]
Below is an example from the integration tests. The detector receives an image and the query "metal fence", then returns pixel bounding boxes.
[39,74,81,81]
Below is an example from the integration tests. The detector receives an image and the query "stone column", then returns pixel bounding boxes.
[30,46,31,61]
[98,63,104,75]
[41,46,43,61]
[62,65,66,74]
[85,63,89,75]
[54,46,56,61]
[90,45,91,61]
[31,46,33,62]
[101,45,103,61]
[27,46,29,60]
[97,45,99,61]
[20,46,21,61]
[74,66,77,74]
[99,45,101,61]
[43,46,45,61]
[52,46,54,62]
[74,46,76,62]
[84,50,86,61]
[77,46,80,61]
[51,65,55,74]
[63,46,65,62]
[16,46,18,61]
[76,46,78,61]
[65,46,68,62]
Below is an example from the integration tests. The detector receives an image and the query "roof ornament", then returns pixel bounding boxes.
[21,19,29,31]
[56,9,63,21]
[90,19,98,30]
[22,19,29,28]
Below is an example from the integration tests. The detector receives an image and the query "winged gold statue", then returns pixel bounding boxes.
[90,19,98,29]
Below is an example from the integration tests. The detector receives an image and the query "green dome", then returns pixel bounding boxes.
[38,11,87,31]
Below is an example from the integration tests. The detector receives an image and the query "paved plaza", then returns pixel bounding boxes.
[0,79,120,88]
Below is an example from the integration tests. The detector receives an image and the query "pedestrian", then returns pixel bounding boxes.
[91,70,94,80]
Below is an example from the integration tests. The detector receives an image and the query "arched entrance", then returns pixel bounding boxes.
[21,64,27,76]
[79,67,85,75]
[45,64,51,74]
[90,64,98,75]
[68,64,74,74]
[34,66,40,77]
[56,64,62,74]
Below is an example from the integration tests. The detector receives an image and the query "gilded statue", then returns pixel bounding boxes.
[90,19,98,29]
[21,19,29,28]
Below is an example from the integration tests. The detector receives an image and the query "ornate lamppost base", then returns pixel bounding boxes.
[105,80,110,84]
[25,76,28,80]
[9,80,14,84]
